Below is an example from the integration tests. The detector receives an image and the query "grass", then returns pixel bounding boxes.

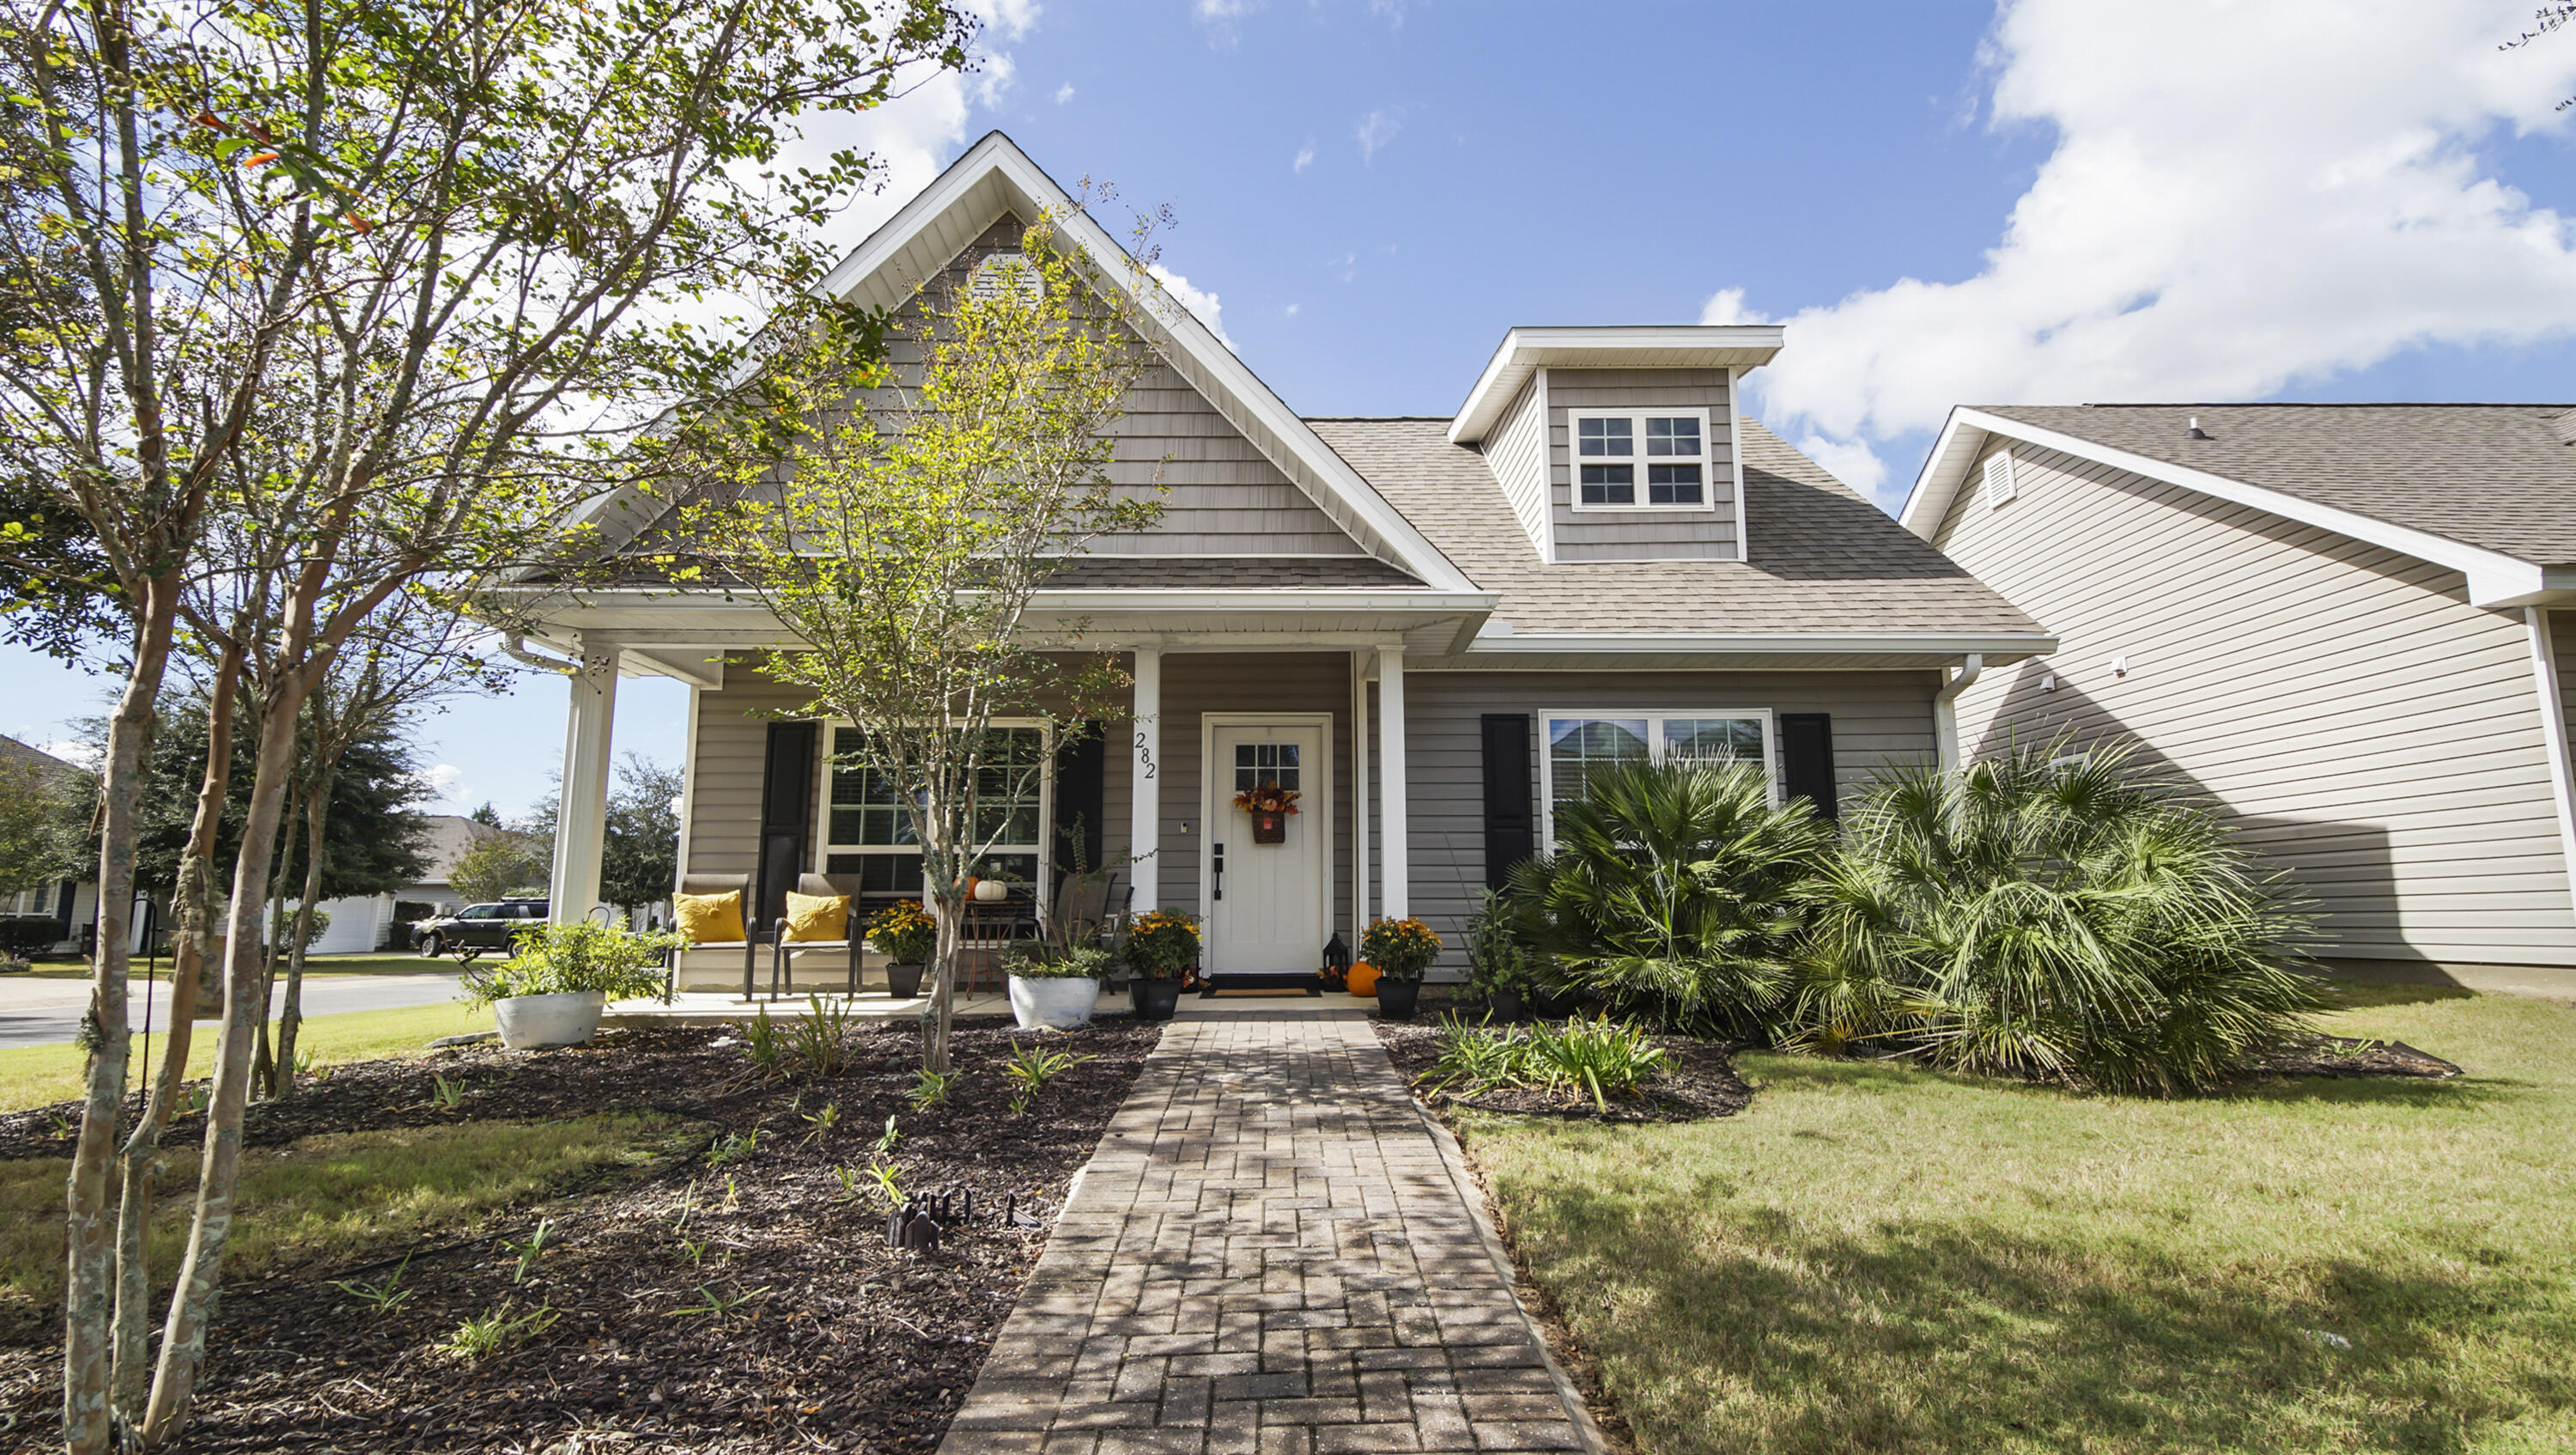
[1455,985,2576,1455]
[0,1112,681,1320]
[0,1001,490,1113]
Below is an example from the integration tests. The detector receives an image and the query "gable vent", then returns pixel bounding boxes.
[1982,449,2018,508]
[968,252,1042,305]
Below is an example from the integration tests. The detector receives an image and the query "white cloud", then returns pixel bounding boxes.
[1194,0,1261,46]
[424,764,468,806]
[1794,434,1889,498]
[1149,263,1235,348]
[1698,288,1770,326]
[1052,81,1075,106]
[1293,142,1315,174]
[1285,302,1300,317]
[977,0,1041,41]
[1355,107,1405,162]
[1745,0,2576,506]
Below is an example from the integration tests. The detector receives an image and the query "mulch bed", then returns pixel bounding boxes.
[0,1017,1161,1452]
[2242,1032,2464,1080]
[1372,1017,1754,1123]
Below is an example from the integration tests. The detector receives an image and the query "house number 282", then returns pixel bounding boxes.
[1134,733,1157,780]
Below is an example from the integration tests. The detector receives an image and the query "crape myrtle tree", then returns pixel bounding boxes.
[680,210,1176,1073]
[0,0,975,1446]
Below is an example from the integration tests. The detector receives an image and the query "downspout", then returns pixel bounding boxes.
[2522,608,2576,916]
[1933,653,1984,770]
[501,633,576,675]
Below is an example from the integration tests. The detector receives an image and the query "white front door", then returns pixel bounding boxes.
[1206,721,1327,973]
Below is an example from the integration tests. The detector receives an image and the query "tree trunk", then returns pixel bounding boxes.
[140,679,309,1446]
[927,897,959,1074]
[252,875,286,1099]
[111,639,240,1421]
[271,776,330,1100]
[64,575,180,1455]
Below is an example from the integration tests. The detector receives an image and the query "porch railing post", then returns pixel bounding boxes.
[1130,648,1161,916]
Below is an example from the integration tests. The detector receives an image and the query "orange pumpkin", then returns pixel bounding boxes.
[1344,962,1380,997]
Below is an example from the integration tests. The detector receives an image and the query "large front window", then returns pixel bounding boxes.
[1571,409,1713,509]
[821,724,1050,895]
[1540,711,1773,846]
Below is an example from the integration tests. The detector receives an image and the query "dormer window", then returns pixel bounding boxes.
[1572,409,1713,510]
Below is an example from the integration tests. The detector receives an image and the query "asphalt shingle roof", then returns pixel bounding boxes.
[1307,417,2045,636]
[1978,403,2576,567]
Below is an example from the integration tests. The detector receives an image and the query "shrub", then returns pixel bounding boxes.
[1361,916,1441,981]
[864,901,937,963]
[1415,1011,1666,1113]
[1462,889,1541,1001]
[1122,909,1199,978]
[1001,943,1111,980]
[1794,744,2320,1094]
[460,921,682,1005]
[1506,759,1828,1031]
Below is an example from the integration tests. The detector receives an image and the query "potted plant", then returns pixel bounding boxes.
[865,901,937,999]
[1231,781,1301,845]
[1360,916,1442,1020]
[462,922,682,1050]
[1464,889,1536,1020]
[1003,943,1111,1031]
[1122,909,1199,1023]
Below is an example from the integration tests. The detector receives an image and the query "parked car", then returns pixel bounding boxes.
[414,900,550,958]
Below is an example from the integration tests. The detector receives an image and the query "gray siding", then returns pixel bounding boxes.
[1546,368,1738,563]
[1382,670,1940,973]
[1482,374,1548,554]
[1933,440,2576,967]
[869,216,1364,557]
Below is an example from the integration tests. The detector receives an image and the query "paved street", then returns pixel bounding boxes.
[0,969,466,1048]
[944,1010,1601,1455]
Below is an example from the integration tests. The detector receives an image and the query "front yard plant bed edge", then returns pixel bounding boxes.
[0,1020,1162,1452]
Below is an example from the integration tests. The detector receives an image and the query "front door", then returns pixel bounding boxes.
[1206,720,1327,973]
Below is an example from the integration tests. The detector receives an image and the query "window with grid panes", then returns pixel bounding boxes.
[1232,740,1302,796]
[1540,712,1773,846]
[1572,410,1712,508]
[821,725,1049,893]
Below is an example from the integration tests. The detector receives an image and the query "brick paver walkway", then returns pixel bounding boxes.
[942,1011,1597,1454]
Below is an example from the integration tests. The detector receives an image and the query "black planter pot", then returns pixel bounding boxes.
[1133,976,1184,1022]
[886,962,926,999]
[1486,988,1524,1022]
[1376,977,1422,1020]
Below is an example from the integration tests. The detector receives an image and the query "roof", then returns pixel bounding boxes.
[1905,404,2576,606]
[1449,326,1786,446]
[1309,417,2050,654]
[417,814,501,886]
[0,734,89,789]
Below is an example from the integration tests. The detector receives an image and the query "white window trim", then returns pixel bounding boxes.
[812,718,1055,907]
[1536,709,1777,849]
[1565,407,1719,514]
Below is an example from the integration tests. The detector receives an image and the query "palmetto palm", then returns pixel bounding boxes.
[1508,759,1827,1031]
[1798,743,2319,1093]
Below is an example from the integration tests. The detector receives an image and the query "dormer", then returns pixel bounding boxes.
[1450,326,1785,563]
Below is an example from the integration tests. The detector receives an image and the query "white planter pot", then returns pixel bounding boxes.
[1008,975,1101,1032]
[493,990,607,1050]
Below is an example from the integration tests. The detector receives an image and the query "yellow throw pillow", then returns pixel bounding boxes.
[673,890,745,944]
[782,891,850,943]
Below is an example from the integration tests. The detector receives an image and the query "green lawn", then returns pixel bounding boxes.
[0,1001,491,1113]
[9,951,451,981]
[1457,986,2576,1455]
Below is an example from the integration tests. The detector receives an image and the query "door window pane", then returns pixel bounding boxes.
[1233,741,1301,793]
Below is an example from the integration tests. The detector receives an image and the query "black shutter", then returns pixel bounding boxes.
[1053,722,1107,880]
[756,721,818,934]
[1480,714,1537,889]
[1779,713,1838,819]
[54,878,76,941]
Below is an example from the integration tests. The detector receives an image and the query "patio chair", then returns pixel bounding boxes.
[767,873,862,1000]
[953,898,1033,996]
[669,873,758,999]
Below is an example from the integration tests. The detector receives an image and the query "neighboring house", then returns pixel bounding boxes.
[492,132,2052,985]
[1906,403,2576,995]
[1,734,96,953]
[287,813,497,954]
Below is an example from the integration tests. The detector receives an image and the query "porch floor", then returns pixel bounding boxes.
[602,988,1132,1026]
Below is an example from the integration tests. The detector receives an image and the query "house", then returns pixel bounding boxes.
[493,132,2052,987]
[1906,403,2576,997]
[1,734,96,954]
[286,813,499,954]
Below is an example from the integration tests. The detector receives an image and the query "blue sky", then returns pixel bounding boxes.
[10,0,2576,817]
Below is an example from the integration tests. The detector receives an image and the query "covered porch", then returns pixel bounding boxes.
[518,582,1497,998]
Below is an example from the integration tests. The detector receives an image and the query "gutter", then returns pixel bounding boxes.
[1932,654,1983,770]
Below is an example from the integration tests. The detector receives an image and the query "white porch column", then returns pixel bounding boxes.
[1130,648,1161,913]
[1378,643,1407,921]
[550,642,620,926]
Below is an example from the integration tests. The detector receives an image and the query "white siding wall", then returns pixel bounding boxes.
[1482,374,1548,556]
[1546,368,1738,562]
[1935,440,2576,967]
